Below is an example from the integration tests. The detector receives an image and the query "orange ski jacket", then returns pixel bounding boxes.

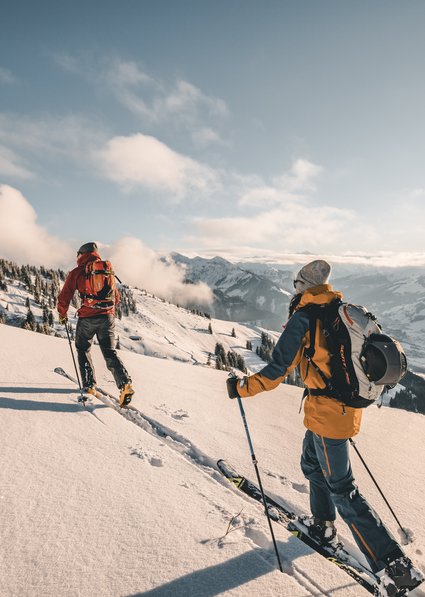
[236,284,363,439]
[57,251,120,319]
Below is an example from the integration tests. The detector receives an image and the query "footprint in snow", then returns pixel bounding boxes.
[156,403,189,421]
[130,447,164,467]
[292,482,309,494]
[265,470,289,485]
[171,409,189,420]
[266,470,308,494]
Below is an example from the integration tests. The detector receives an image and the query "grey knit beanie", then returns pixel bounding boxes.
[295,259,331,290]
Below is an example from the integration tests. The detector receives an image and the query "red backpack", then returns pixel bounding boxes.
[81,260,117,309]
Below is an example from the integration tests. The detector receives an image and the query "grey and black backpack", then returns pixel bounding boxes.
[301,299,407,408]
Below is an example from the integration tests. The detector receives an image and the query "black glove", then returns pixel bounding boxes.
[226,377,240,399]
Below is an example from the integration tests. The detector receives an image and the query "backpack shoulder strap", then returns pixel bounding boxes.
[300,303,326,359]
[300,299,343,393]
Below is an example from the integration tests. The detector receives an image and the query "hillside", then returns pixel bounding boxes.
[1,324,425,597]
[0,259,281,373]
[1,256,424,413]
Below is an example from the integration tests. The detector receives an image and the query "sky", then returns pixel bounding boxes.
[1,0,425,269]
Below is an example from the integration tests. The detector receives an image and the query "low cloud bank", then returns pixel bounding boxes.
[107,237,213,307]
[0,184,72,267]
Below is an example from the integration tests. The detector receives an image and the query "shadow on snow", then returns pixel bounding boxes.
[126,538,357,597]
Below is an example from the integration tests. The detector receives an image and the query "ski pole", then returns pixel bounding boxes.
[64,321,86,405]
[349,438,410,543]
[235,393,284,573]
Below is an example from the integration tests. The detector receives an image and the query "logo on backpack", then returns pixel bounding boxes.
[81,260,117,310]
[303,300,407,408]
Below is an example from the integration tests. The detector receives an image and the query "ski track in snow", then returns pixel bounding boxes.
[62,374,381,597]
[57,370,356,596]
[2,325,425,597]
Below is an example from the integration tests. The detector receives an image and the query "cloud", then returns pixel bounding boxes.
[189,203,370,253]
[107,237,213,306]
[181,247,425,269]
[280,159,323,192]
[192,126,224,147]
[184,157,369,253]
[0,113,104,164]
[101,60,228,126]
[54,55,228,145]
[95,133,218,196]
[0,67,16,85]
[409,188,425,199]
[239,159,323,208]
[0,185,72,267]
[0,145,34,180]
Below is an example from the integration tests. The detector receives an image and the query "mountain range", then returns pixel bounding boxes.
[170,254,425,372]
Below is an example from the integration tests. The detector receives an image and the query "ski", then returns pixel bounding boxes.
[60,379,104,423]
[217,459,383,595]
[54,367,138,412]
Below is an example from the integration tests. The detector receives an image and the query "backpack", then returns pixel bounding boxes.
[81,260,117,310]
[301,299,407,408]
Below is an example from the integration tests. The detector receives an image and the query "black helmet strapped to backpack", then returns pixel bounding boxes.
[302,300,408,408]
[77,242,98,256]
[360,334,407,386]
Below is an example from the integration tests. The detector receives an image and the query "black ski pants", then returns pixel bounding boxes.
[75,314,131,390]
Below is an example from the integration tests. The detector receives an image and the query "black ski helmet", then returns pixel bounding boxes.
[77,242,98,256]
[360,334,407,386]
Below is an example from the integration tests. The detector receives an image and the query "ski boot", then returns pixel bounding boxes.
[119,382,134,407]
[300,515,339,548]
[376,555,424,596]
[79,385,96,403]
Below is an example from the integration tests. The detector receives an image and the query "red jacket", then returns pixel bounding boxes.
[57,251,120,319]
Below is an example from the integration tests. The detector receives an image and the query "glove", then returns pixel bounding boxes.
[226,376,240,399]
[59,316,68,325]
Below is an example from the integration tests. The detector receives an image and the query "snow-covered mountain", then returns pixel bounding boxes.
[1,321,425,597]
[333,270,425,372]
[170,253,292,330]
[171,254,425,372]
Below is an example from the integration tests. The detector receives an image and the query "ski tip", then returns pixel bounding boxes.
[54,367,65,374]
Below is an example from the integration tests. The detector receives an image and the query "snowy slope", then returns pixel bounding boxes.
[0,277,280,373]
[1,324,425,597]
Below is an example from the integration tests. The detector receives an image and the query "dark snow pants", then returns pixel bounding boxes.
[75,314,131,390]
[300,430,403,572]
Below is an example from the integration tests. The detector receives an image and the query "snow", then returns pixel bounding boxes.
[1,323,425,597]
[0,279,280,372]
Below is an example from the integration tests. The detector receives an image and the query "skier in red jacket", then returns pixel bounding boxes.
[57,242,134,407]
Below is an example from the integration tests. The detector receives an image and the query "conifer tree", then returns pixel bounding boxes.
[26,307,36,331]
